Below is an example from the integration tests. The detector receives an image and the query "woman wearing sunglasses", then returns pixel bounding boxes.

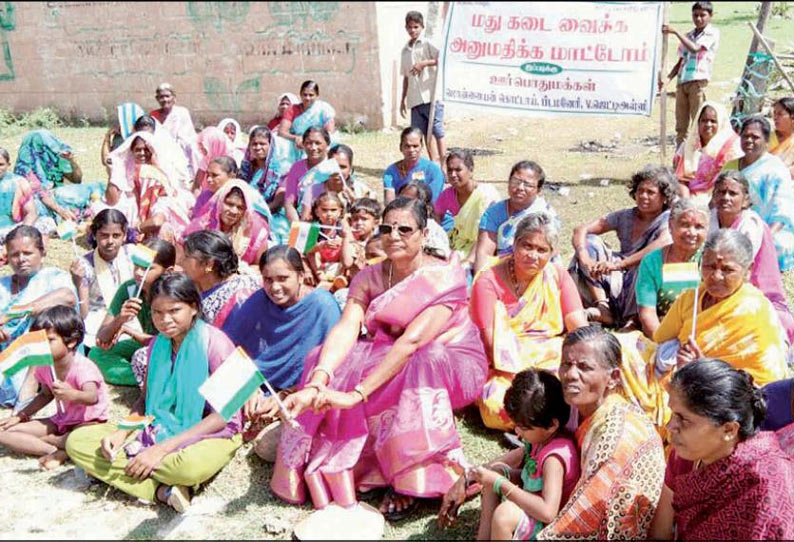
[270,197,488,522]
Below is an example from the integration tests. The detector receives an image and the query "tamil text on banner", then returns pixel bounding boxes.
[440,2,663,117]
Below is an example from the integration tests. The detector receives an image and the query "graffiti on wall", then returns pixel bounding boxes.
[0,2,15,81]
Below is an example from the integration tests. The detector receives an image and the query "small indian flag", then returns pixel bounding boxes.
[117,414,154,431]
[130,244,157,269]
[662,261,700,289]
[199,347,265,421]
[4,305,32,320]
[56,220,78,241]
[288,221,321,254]
[302,158,342,187]
[0,330,54,377]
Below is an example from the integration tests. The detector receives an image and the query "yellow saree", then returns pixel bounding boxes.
[771,132,794,177]
[654,282,791,386]
[449,184,498,260]
[478,263,566,430]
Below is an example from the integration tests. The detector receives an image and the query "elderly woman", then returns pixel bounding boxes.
[184,179,269,272]
[471,213,587,430]
[192,126,234,195]
[536,326,665,540]
[723,116,794,271]
[474,161,559,273]
[105,131,194,241]
[67,274,243,513]
[0,226,77,407]
[149,82,200,176]
[673,101,742,201]
[650,359,794,540]
[570,165,678,327]
[636,198,709,339]
[270,197,488,521]
[654,229,791,386]
[434,150,499,264]
[709,170,794,342]
[771,97,794,176]
[217,118,246,166]
[179,230,260,329]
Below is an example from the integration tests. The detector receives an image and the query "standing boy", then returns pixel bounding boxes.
[400,11,446,163]
[661,1,720,146]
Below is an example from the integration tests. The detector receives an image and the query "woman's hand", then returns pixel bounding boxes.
[0,415,21,431]
[313,389,361,413]
[469,466,499,486]
[243,390,283,421]
[125,443,168,479]
[282,387,321,419]
[70,259,87,281]
[437,475,466,529]
[100,430,129,461]
[119,298,143,322]
[676,337,703,368]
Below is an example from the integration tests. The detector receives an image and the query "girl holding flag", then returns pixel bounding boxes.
[0,226,77,408]
[0,306,109,469]
[67,274,242,513]
[90,239,175,386]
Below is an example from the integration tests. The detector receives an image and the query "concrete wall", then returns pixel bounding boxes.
[0,1,385,129]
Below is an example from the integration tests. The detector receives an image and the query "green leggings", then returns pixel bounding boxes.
[88,340,141,386]
[65,423,242,502]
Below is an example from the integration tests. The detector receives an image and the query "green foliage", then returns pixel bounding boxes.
[0,107,62,134]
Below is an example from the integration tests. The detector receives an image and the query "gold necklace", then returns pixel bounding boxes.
[387,253,424,289]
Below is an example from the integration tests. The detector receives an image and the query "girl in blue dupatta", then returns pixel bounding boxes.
[240,126,291,244]
[66,274,242,513]
[223,246,341,418]
[13,129,104,226]
[0,226,77,407]
[275,80,337,172]
[723,116,794,271]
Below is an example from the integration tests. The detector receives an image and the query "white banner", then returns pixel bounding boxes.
[440,2,663,117]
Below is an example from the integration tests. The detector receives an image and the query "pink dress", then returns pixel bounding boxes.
[433,186,462,218]
[34,354,110,434]
[271,260,488,509]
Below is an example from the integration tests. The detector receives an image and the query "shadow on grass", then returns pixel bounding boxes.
[123,507,173,540]
[221,451,281,515]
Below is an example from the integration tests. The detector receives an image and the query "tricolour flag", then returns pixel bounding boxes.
[662,262,700,289]
[117,414,154,431]
[130,244,157,268]
[117,102,145,139]
[288,221,321,254]
[56,220,78,241]
[302,158,342,187]
[4,305,32,320]
[199,347,265,421]
[0,330,54,377]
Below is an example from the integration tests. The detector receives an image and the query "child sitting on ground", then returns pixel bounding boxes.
[0,305,109,470]
[337,197,382,289]
[439,369,580,540]
[306,192,345,289]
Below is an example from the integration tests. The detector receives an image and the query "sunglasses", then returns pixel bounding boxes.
[378,224,418,237]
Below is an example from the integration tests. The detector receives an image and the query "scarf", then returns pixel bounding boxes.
[145,319,210,443]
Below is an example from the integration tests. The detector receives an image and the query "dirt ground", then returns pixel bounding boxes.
[1,2,793,539]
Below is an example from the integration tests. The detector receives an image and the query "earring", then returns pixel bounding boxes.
[724,435,732,442]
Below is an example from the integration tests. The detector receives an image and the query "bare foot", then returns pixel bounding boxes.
[379,490,417,521]
[39,450,69,470]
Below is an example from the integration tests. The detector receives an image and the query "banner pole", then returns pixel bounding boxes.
[425,1,449,164]
[659,1,670,162]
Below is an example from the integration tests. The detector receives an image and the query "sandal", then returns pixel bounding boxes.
[380,488,419,522]
[157,484,191,513]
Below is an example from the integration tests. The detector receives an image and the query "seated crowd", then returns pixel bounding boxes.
[1,79,794,540]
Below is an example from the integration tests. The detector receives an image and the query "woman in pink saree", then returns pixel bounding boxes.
[271,197,488,521]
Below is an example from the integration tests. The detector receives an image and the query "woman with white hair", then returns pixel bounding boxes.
[470,213,588,430]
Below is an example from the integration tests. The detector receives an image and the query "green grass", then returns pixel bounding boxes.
[2,3,794,538]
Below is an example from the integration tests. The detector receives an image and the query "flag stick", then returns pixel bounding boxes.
[70,236,80,259]
[134,264,152,299]
[690,283,699,347]
[49,366,63,415]
[261,375,299,429]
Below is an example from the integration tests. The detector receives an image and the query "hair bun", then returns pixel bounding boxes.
[750,387,768,429]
